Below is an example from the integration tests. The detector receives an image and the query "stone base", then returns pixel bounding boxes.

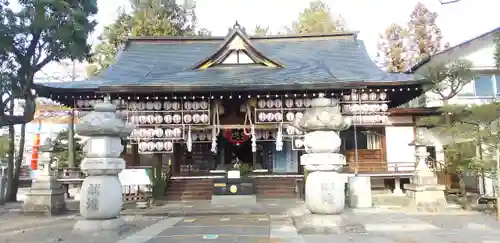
[211,195,257,205]
[288,205,365,235]
[73,218,127,233]
[22,176,67,215]
[292,213,365,234]
[404,183,447,212]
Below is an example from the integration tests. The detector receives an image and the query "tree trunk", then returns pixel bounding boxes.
[5,124,15,202]
[6,123,26,202]
[458,172,470,210]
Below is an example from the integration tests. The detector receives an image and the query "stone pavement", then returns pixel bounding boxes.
[3,199,500,243]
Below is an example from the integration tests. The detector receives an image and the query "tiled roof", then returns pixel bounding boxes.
[36,31,424,93]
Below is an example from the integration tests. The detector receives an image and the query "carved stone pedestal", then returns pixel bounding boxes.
[404,135,447,212]
[23,142,66,215]
[292,94,351,215]
[73,98,134,232]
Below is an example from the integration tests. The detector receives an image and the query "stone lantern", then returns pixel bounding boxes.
[73,97,134,232]
[404,132,447,211]
[23,138,67,215]
[292,93,351,214]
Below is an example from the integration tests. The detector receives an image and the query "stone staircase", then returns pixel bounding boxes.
[254,177,299,198]
[165,178,213,201]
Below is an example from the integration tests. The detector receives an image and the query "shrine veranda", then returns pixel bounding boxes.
[34,24,433,191]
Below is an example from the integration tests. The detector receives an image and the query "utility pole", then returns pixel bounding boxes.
[67,61,76,168]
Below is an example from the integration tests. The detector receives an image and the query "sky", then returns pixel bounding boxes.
[19,0,500,141]
[95,0,500,58]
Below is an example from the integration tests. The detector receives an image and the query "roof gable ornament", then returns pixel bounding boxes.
[194,21,282,69]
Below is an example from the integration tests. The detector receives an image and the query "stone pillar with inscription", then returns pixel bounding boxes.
[73,97,134,232]
[23,139,67,215]
[404,132,447,212]
[291,94,367,234]
[293,93,351,214]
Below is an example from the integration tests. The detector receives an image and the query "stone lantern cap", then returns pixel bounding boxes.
[75,97,134,137]
[39,138,54,153]
[408,132,432,147]
[292,93,351,132]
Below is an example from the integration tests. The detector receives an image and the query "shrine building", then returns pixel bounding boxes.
[35,23,433,200]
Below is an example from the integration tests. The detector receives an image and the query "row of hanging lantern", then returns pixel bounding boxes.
[255,111,304,123]
[130,127,184,140]
[138,141,174,153]
[128,113,210,125]
[342,92,388,101]
[256,99,314,109]
[63,87,416,102]
[126,101,210,111]
[342,103,389,114]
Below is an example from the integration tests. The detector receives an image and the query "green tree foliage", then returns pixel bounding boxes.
[0,0,97,126]
[51,129,84,168]
[253,25,270,36]
[87,0,210,76]
[422,59,475,103]
[288,0,346,34]
[494,34,500,69]
[377,24,408,72]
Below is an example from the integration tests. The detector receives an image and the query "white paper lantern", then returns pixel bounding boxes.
[286,126,295,135]
[266,99,274,108]
[164,114,173,123]
[200,101,209,110]
[258,112,267,122]
[139,115,147,124]
[147,142,155,151]
[146,102,154,110]
[172,102,181,110]
[304,99,312,108]
[369,92,377,101]
[379,92,387,100]
[274,99,282,108]
[192,102,200,110]
[342,95,351,101]
[155,142,164,151]
[165,129,173,138]
[146,115,155,124]
[351,93,358,101]
[286,112,294,122]
[184,101,192,110]
[266,113,274,121]
[153,102,162,110]
[361,93,369,101]
[147,129,155,138]
[192,114,201,123]
[380,104,388,111]
[173,127,182,138]
[77,100,84,107]
[201,114,209,123]
[295,99,304,107]
[154,128,164,137]
[285,99,294,108]
[274,112,283,122]
[138,102,146,110]
[173,114,182,123]
[257,100,266,108]
[164,141,173,151]
[155,115,163,124]
[139,142,148,151]
[183,114,192,123]
[295,112,303,120]
[164,101,172,110]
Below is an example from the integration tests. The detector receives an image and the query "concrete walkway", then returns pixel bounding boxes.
[3,199,500,243]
